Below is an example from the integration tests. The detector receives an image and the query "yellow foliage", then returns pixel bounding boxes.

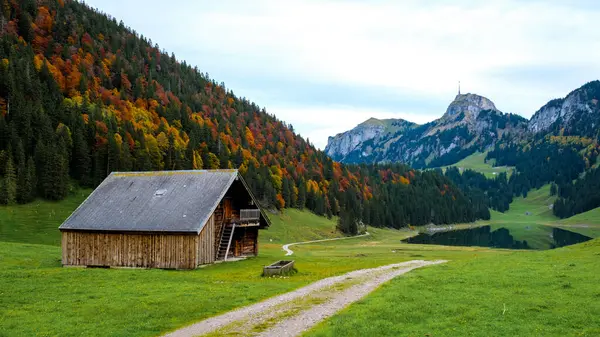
[270,165,282,177]
[145,134,164,170]
[156,132,169,152]
[130,105,154,132]
[306,179,320,194]
[192,150,203,169]
[113,133,123,147]
[33,54,43,71]
[239,163,248,175]
[276,141,284,153]
[547,135,593,147]
[271,173,283,191]
[244,127,255,147]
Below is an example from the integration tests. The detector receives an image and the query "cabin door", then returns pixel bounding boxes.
[224,198,233,220]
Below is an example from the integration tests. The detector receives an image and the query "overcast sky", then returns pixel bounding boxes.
[84,0,600,149]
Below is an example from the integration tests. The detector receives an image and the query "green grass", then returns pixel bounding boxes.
[486,185,557,249]
[307,239,600,337]
[550,207,600,238]
[482,185,600,246]
[2,187,600,336]
[0,189,92,246]
[441,151,514,178]
[0,199,484,337]
[495,184,557,222]
[262,209,341,244]
[0,229,486,337]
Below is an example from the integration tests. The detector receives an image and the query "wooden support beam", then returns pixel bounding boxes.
[224,224,235,261]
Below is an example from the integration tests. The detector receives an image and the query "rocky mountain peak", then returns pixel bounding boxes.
[444,93,498,120]
[325,80,599,168]
[324,117,414,162]
[529,80,600,134]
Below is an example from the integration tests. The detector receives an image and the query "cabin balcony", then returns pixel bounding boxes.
[230,209,261,227]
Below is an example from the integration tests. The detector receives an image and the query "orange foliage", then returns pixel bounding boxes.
[244,127,255,147]
[275,193,285,209]
[399,176,410,185]
[35,7,53,33]
[121,71,132,93]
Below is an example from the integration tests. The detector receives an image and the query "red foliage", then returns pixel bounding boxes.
[95,121,108,134]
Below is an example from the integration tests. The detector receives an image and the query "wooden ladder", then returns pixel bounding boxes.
[217,223,235,261]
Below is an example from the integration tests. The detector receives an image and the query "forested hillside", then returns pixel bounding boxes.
[0,0,480,232]
[442,135,599,217]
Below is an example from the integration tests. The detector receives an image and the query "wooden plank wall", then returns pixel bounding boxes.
[242,228,258,256]
[61,231,201,269]
[197,214,215,265]
[232,227,258,257]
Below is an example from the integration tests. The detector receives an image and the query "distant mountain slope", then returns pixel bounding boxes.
[325,118,416,162]
[529,81,600,138]
[325,93,528,168]
[327,81,600,168]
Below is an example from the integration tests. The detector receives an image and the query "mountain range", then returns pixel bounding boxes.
[325,81,600,168]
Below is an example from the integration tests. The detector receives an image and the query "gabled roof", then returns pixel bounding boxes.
[59,170,270,233]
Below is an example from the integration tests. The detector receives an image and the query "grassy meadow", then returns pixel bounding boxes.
[485,184,600,246]
[0,189,92,246]
[0,198,485,337]
[441,151,514,178]
[263,209,341,243]
[1,184,600,336]
[486,184,557,249]
[551,207,600,238]
[307,239,600,337]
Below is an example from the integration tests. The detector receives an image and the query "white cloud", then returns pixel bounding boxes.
[85,0,600,148]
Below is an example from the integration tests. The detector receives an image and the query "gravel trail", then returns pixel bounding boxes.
[282,232,370,256]
[162,260,446,337]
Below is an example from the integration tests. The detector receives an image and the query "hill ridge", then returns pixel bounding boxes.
[326,81,598,168]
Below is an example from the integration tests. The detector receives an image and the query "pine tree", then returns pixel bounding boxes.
[282,177,291,208]
[550,182,557,196]
[49,139,70,200]
[297,178,306,209]
[17,155,36,204]
[0,155,17,205]
[36,140,69,200]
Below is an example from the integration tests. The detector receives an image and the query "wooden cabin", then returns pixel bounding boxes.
[58,170,270,269]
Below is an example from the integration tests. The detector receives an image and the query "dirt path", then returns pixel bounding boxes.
[162,260,446,337]
[282,232,370,256]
